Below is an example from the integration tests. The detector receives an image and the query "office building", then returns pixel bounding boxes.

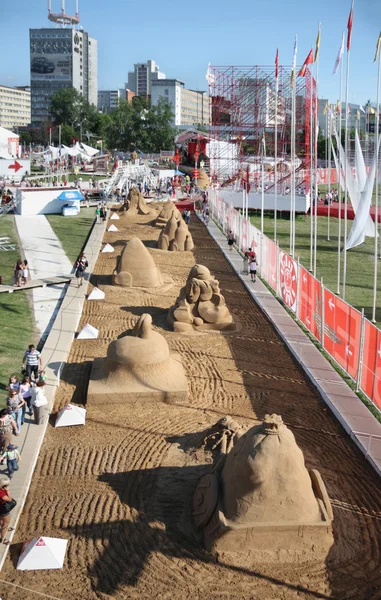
[151,79,209,127]
[98,90,121,113]
[0,85,31,130]
[127,60,166,97]
[30,27,98,126]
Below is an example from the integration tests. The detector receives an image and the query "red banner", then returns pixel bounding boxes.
[324,292,361,380]
[299,267,321,340]
[241,218,249,251]
[279,251,298,313]
[361,320,381,409]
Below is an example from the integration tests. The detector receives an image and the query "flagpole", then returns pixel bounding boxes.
[328,103,331,241]
[309,71,314,270]
[274,61,278,242]
[313,27,321,277]
[342,43,351,301]
[372,48,380,323]
[337,41,344,295]
[261,137,265,242]
[291,73,296,257]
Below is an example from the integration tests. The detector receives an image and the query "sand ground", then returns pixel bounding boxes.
[2,211,381,600]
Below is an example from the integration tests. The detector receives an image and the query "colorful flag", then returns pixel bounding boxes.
[333,33,345,75]
[368,106,375,115]
[374,32,381,63]
[357,109,360,120]
[323,102,329,115]
[298,49,314,77]
[291,35,298,88]
[315,22,321,62]
[347,0,354,51]
[275,49,279,79]
[336,101,341,114]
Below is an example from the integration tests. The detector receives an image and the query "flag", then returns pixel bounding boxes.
[347,0,354,51]
[368,106,375,114]
[374,32,381,63]
[333,33,345,75]
[357,109,360,120]
[315,22,321,62]
[360,105,366,113]
[323,102,329,115]
[336,101,341,114]
[206,63,216,86]
[275,49,279,79]
[291,35,298,88]
[348,104,352,115]
[298,49,314,77]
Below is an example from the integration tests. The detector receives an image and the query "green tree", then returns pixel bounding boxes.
[49,88,101,140]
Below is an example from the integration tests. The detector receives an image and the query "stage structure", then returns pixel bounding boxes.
[208,65,317,194]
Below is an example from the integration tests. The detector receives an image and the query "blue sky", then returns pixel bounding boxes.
[1,0,380,105]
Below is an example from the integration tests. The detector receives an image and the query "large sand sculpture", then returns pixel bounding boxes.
[124,187,155,216]
[87,314,188,405]
[158,215,194,251]
[113,237,163,288]
[193,414,333,559]
[156,202,181,226]
[168,264,234,332]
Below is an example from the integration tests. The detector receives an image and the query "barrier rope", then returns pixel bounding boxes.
[0,579,64,600]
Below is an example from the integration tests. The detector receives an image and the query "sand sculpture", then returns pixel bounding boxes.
[196,169,210,191]
[124,187,154,216]
[113,237,163,288]
[87,314,188,405]
[168,264,234,332]
[193,414,333,558]
[156,201,181,226]
[158,216,194,252]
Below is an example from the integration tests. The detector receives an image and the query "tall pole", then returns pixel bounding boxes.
[313,39,320,278]
[342,48,351,300]
[291,69,297,257]
[261,141,265,239]
[274,66,278,242]
[372,50,381,323]
[328,105,332,241]
[309,72,314,270]
[337,48,344,294]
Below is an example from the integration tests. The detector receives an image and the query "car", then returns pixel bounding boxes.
[31,57,55,74]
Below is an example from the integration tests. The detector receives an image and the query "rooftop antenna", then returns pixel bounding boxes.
[48,0,80,26]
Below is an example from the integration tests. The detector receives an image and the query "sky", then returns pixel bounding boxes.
[0,0,380,105]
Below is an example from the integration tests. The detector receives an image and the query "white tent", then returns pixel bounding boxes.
[77,323,99,339]
[102,243,114,253]
[0,126,19,157]
[55,404,86,427]
[87,287,105,300]
[108,224,118,232]
[17,537,68,570]
[110,213,120,220]
[80,142,99,157]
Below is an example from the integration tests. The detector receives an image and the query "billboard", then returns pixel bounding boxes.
[30,54,72,81]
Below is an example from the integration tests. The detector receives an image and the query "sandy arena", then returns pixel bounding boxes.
[3,212,381,600]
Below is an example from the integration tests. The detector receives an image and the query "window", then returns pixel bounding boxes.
[164,89,169,96]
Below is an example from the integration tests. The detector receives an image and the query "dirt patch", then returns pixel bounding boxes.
[3,215,381,600]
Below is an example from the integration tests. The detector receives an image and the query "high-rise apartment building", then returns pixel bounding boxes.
[127,60,166,97]
[0,85,31,130]
[98,90,121,113]
[151,79,209,127]
[30,26,97,126]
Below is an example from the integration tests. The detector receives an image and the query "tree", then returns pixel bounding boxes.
[49,88,101,140]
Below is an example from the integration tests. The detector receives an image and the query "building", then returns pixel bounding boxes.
[30,27,98,126]
[98,90,121,113]
[0,85,31,130]
[127,60,166,98]
[151,79,209,127]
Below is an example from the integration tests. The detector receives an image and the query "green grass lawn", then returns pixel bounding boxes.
[46,208,96,263]
[0,216,34,393]
[318,183,381,205]
[250,213,381,326]
[67,173,108,182]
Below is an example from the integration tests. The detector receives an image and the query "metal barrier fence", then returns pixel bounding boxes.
[208,189,381,413]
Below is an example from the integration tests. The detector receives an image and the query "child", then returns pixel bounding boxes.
[20,375,33,418]
[22,260,29,285]
[8,375,20,393]
[250,257,257,282]
[2,444,20,479]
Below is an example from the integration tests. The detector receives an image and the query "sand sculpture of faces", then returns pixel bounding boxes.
[192,413,334,557]
[156,201,181,225]
[113,237,163,288]
[168,264,233,332]
[158,212,194,252]
[124,186,153,216]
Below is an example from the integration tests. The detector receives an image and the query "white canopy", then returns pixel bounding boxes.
[80,141,99,157]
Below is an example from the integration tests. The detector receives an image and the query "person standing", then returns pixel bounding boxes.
[14,259,23,287]
[0,410,18,451]
[250,257,257,282]
[0,475,16,544]
[20,376,33,420]
[22,345,42,381]
[184,209,191,225]
[31,380,48,425]
[227,230,235,251]
[75,253,88,287]
[22,260,29,285]
[6,390,25,431]
[243,251,250,275]
[1,445,20,479]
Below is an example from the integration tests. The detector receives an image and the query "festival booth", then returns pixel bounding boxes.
[15,187,83,216]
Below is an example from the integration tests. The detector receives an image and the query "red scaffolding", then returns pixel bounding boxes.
[208,65,317,190]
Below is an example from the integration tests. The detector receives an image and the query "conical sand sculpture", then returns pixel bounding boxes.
[158,215,194,252]
[193,414,333,559]
[113,238,163,288]
[196,169,210,191]
[87,314,188,405]
[168,264,234,332]
[156,201,181,226]
[124,186,155,216]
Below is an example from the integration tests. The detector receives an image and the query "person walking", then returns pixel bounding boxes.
[227,230,235,251]
[31,380,48,424]
[250,257,258,282]
[243,251,250,275]
[6,390,25,432]
[20,375,33,420]
[1,445,20,479]
[183,209,191,225]
[0,410,18,451]
[22,345,42,381]
[0,475,16,544]
[14,259,23,287]
[75,253,88,287]
[95,204,101,223]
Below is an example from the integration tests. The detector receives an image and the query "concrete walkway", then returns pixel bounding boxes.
[204,216,381,478]
[15,215,73,342]
[0,275,72,294]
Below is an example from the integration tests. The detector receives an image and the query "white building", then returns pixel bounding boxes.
[127,60,166,97]
[151,79,209,127]
[98,90,121,113]
[0,86,31,130]
[30,28,98,125]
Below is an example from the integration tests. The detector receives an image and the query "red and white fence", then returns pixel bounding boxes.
[208,189,381,413]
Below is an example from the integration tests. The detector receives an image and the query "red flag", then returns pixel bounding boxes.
[298,49,314,77]
[275,49,279,79]
[347,0,354,51]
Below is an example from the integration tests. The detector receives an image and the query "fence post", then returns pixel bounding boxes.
[238,211,242,253]
[356,308,365,392]
[222,202,226,234]
[321,277,325,349]
[296,257,301,320]
[276,241,280,297]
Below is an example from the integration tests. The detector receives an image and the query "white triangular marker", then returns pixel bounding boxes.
[87,287,105,300]
[108,224,118,232]
[77,323,99,339]
[55,404,86,427]
[17,537,68,570]
[110,213,120,220]
[101,243,114,253]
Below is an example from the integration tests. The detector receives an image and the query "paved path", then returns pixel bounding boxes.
[0,275,72,294]
[15,215,73,342]
[204,216,381,478]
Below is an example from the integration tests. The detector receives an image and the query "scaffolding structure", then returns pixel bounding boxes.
[208,65,317,191]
